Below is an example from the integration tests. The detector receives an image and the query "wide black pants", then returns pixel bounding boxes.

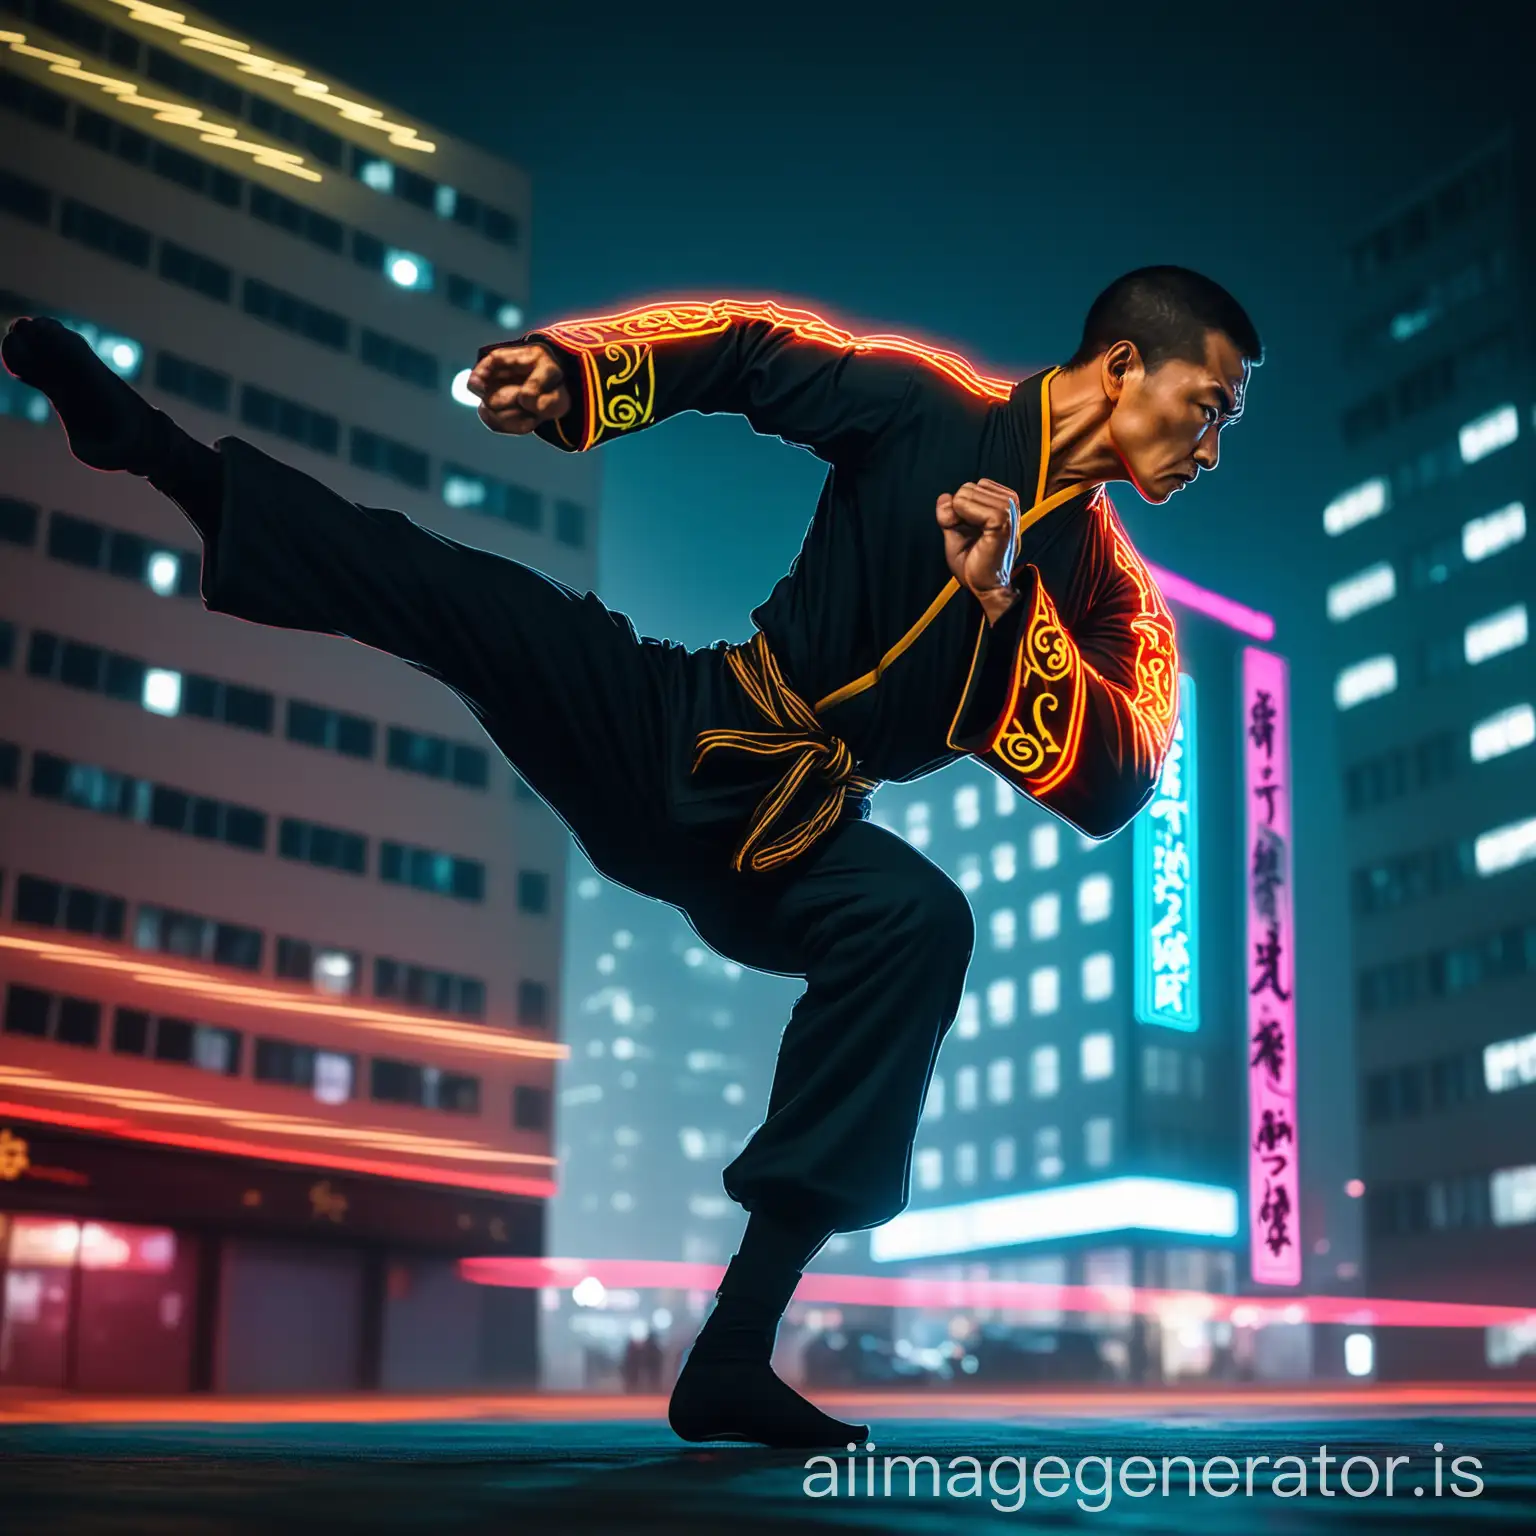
[202,437,974,1231]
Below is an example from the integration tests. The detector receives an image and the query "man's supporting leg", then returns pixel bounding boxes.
[668,819,974,1446]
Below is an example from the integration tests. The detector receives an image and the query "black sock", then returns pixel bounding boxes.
[1,314,223,542]
[143,410,224,544]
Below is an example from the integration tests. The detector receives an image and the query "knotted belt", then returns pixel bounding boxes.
[692,631,879,873]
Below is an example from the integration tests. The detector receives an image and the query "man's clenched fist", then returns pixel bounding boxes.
[465,343,571,435]
[936,478,1023,624]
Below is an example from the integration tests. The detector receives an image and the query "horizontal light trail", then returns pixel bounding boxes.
[460,1256,1536,1331]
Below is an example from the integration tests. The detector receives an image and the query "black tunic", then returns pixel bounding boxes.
[491,298,1181,847]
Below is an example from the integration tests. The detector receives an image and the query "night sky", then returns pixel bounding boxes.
[197,0,1522,1240]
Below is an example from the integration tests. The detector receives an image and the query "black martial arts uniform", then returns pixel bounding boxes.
[197,298,1180,1234]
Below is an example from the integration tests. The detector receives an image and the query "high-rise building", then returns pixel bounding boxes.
[543,848,801,1387]
[858,554,1327,1383]
[1324,124,1536,1379]
[0,0,595,1392]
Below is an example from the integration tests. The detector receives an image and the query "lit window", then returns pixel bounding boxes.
[989,908,1017,950]
[1485,1030,1536,1093]
[358,158,395,192]
[991,841,1017,881]
[1465,604,1528,666]
[1459,403,1518,465]
[443,472,487,509]
[905,802,931,850]
[1471,703,1535,763]
[954,784,980,828]
[1326,561,1396,623]
[1029,892,1061,940]
[496,302,525,330]
[1030,1044,1059,1098]
[956,853,982,892]
[1034,1125,1062,1180]
[433,184,458,218]
[1323,476,1389,537]
[140,668,182,717]
[955,1065,979,1111]
[956,992,981,1038]
[1030,823,1060,869]
[993,777,1015,817]
[1082,952,1115,1002]
[985,978,1016,1026]
[1463,502,1525,563]
[145,551,180,597]
[1334,655,1397,710]
[923,1075,945,1121]
[385,249,433,290]
[450,368,479,407]
[1490,1164,1536,1227]
[1077,873,1112,924]
[1084,1116,1113,1169]
[1345,1333,1375,1376]
[992,1135,1016,1180]
[915,1147,943,1190]
[1029,966,1061,1015]
[1080,1031,1115,1081]
[314,1051,352,1105]
[986,1057,1014,1104]
[955,1142,978,1185]
[1474,816,1536,877]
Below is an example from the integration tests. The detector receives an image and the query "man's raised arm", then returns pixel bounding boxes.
[946,491,1181,840]
[466,298,1014,462]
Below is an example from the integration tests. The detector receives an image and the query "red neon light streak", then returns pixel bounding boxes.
[0,932,565,1060]
[0,1099,558,1199]
[460,1256,1536,1332]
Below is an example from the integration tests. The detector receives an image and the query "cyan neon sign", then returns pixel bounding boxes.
[1134,672,1199,1031]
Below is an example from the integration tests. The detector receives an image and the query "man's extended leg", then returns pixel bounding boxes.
[666,818,973,1446]
[2,314,672,854]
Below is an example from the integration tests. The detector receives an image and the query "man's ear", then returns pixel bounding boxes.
[1099,340,1138,403]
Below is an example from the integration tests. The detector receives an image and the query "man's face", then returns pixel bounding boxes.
[1104,329,1249,504]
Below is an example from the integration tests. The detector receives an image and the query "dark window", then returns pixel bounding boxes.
[517,979,549,1029]
[278,818,367,875]
[0,495,40,547]
[335,713,375,758]
[371,1056,424,1105]
[0,741,18,791]
[513,1084,550,1131]
[0,620,12,671]
[242,278,349,350]
[517,870,549,914]
[1364,1071,1393,1124]
[481,206,517,247]
[352,229,385,272]
[359,329,439,390]
[212,920,263,970]
[158,241,232,303]
[3,983,50,1037]
[554,499,587,549]
[254,1036,315,1087]
[387,727,448,779]
[112,1006,150,1055]
[154,351,232,413]
[239,385,340,454]
[350,428,429,489]
[60,199,152,266]
[0,65,69,128]
[55,996,101,1048]
[0,167,52,226]
[145,44,243,115]
[248,186,343,251]
[451,744,489,788]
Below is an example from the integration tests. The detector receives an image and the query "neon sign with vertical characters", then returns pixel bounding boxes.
[1134,672,1199,1031]
[1243,648,1300,1287]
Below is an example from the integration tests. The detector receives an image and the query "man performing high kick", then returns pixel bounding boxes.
[2,264,1258,1448]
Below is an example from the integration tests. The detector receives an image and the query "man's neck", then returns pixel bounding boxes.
[1041,364,1121,499]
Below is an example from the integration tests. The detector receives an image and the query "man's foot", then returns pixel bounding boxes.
[668,1323,869,1449]
[1,315,156,471]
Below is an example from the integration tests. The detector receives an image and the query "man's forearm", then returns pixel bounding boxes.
[977,586,1022,626]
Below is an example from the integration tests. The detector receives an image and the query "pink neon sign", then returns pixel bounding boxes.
[1244,647,1300,1286]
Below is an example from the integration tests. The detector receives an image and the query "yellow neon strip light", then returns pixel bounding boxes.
[0,1065,556,1168]
[103,0,436,153]
[0,28,321,181]
[0,934,568,1062]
